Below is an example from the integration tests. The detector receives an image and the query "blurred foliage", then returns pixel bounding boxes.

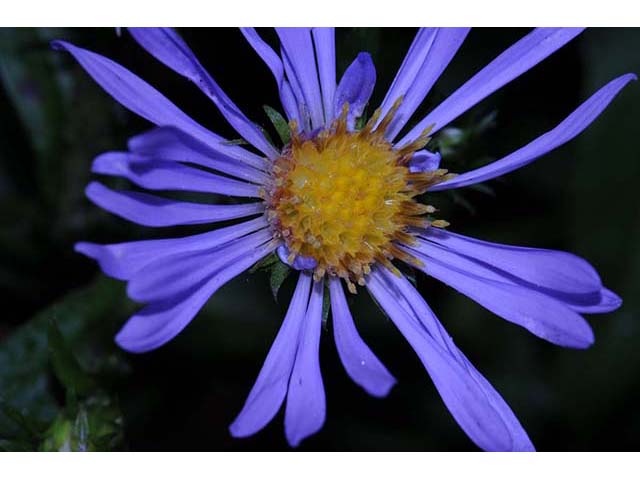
[0,27,639,452]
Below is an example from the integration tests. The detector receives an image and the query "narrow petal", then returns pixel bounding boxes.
[312,28,336,125]
[285,279,326,447]
[128,28,278,159]
[398,28,585,145]
[126,229,272,303]
[115,240,276,352]
[329,278,396,397]
[367,271,513,452]
[51,40,265,170]
[277,244,317,271]
[429,74,637,191]
[239,28,300,123]
[86,181,264,227]
[409,150,441,173]
[92,152,260,197]
[377,268,534,451]
[276,28,325,130]
[403,244,595,348]
[230,273,312,438]
[128,126,269,185]
[334,53,376,130]
[379,28,470,140]
[75,216,267,280]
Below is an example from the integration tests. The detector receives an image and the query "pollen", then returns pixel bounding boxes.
[266,99,454,291]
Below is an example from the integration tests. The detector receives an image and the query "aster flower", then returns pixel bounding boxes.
[54,27,635,451]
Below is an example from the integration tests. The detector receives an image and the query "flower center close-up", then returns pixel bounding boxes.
[266,102,453,291]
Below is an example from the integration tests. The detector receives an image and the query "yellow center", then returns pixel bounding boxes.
[266,101,453,292]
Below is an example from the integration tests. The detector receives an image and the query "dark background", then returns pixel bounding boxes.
[0,28,638,451]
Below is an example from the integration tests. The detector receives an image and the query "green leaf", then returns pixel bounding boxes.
[249,251,279,274]
[263,105,291,145]
[270,261,292,301]
[322,283,331,331]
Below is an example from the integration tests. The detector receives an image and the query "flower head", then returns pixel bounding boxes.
[56,27,635,451]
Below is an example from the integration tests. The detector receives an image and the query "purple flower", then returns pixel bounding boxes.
[55,27,634,451]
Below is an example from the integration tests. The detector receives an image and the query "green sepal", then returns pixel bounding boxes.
[263,105,291,145]
[321,282,331,331]
[221,138,249,146]
[270,261,292,301]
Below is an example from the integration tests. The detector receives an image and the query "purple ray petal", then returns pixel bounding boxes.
[312,28,336,125]
[276,244,317,271]
[128,127,268,185]
[126,229,273,303]
[572,287,622,314]
[430,73,637,191]
[240,28,300,124]
[92,152,260,197]
[230,273,312,438]
[379,28,469,140]
[115,240,276,353]
[409,150,441,173]
[281,50,310,130]
[86,181,263,227]
[128,28,278,159]
[419,229,602,298]
[334,52,376,130]
[75,216,267,280]
[377,268,534,451]
[398,28,585,145]
[329,278,396,397]
[403,244,594,348]
[367,270,513,451]
[51,40,266,170]
[285,279,326,447]
[276,28,325,130]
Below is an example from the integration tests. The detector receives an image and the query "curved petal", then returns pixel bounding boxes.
[573,288,622,314]
[86,181,264,227]
[277,244,317,271]
[128,28,278,159]
[285,279,326,447]
[334,52,376,130]
[276,28,325,130]
[312,28,336,125]
[398,28,585,145]
[126,229,272,303]
[379,28,470,140]
[409,150,441,173]
[51,40,266,170]
[403,243,595,348]
[377,268,534,451]
[127,127,269,185]
[92,152,260,197]
[229,273,312,438]
[75,216,267,281]
[429,73,637,191]
[329,278,396,397]
[367,270,513,451]
[240,28,300,124]
[115,240,276,353]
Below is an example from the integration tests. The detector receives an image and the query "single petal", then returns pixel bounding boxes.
[52,40,266,170]
[92,152,260,197]
[403,243,595,348]
[367,270,513,452]
[284,279,326,447]
[334,52,376,130]
[398,28,585,145]
[240,28,300,124]
[128,126,269,185]
[115,240,276,352]
[128,28,278,159]
[277,244,317,271]
[86,181,263,227]
[312,28,336,125]
[377,268,534,451]
[126,229,272,303]
[573,287,622,314]
[276,28,325,130]
[379,28,470,140]
[409,150,441,173]
[429,73,637,191]
[75,216,267,280]
[329,278,396,397]
[230,273,312,438]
